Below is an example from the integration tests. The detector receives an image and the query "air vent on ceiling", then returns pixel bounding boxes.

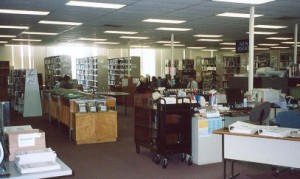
[273,16,299,21]
[103,24,123,28]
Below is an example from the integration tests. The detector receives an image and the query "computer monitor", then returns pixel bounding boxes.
[289,87,300,100]
[226,88,244,108]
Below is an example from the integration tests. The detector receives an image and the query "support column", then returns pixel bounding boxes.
[171,33,174,79]
[248,6,255,92]
[294,24,298,65]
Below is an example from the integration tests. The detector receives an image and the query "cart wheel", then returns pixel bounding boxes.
[153,155,160,165]
[188,157,193,166]
[162,158,168,169]
[181,153,186,162]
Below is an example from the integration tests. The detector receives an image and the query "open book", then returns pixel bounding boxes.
[229,121,277,135]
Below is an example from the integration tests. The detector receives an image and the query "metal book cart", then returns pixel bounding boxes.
[153,98,194,169]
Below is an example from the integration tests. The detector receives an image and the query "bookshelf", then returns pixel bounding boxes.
[9,69,42,117]
[222,56,241,89]
[254,54,270,72]
[108,56,140,90]
[76,56,108,92]
[201,57,216,91]
[181,59,195,84]
[44,55,72,89]
[279,53,293,71]
[0,61,10,101]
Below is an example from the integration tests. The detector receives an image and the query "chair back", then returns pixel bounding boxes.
[249,102,271,125]
[275,110,300,128]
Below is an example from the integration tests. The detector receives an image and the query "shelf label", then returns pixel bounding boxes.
[18,134,36,147]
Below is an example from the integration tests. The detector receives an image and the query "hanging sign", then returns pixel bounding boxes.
[236,39,249,53]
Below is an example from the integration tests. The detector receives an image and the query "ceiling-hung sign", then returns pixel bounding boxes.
[236,39,249,53]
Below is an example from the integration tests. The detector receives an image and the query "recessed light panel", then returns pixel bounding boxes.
[221,47,236,50]
[197,39,223,42]
[104,31,137,35]
[217,12,263,18]
[0,35,16,38]
[66,1,126,9]
[255,25,287,29]
[156,41,181,44]
[21,32,58,35]
[12,39,42,42]
[187,47,206,49]
[281,41,300,44]
[143,19,185,24]
[220,42,235,45]
[255,48,270,50]
[95,42,120,45]
[79,38,107,41]
[155,27,192,31]
[212,0,275,4]
[0,41,8,43]
[202,49,218,52]
[193,34,223,38]
[0,25,28,29]
[246,31,278,35]
[258,43,279,46]
[120,36,149,39]
[266,37,293,40]
[39,20,82,26]
[271,46,290,49]
[130,45,150,48]
[0,9,49,15]
[163,44,185,47]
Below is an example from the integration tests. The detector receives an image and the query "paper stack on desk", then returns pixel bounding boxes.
[15,148,60,174]
[229,121,278,134]
[258,127,296,138]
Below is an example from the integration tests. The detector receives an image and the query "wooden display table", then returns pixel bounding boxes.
[73,111,117,145]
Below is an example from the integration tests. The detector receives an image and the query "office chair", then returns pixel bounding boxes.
[244,102,271,125]
[271,110,300,177]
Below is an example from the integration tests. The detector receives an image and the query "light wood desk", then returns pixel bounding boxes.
[0,157,72,179]
[213,128,300,179]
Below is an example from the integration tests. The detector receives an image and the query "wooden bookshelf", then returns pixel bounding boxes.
[222,56,241,89]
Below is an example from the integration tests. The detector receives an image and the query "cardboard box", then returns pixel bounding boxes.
[5,129,46,161]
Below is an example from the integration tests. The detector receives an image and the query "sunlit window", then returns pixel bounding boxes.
[130,48,155,77]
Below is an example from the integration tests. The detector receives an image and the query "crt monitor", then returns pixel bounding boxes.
[226,88,244,108]
[289,87,300,104]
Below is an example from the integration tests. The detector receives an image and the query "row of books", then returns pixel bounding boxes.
[75,99,107,113]
[229,121,300,138]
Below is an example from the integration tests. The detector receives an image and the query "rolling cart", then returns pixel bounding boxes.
[153,97,194,169]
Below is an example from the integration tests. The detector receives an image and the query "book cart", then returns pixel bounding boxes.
[153,98,194,168]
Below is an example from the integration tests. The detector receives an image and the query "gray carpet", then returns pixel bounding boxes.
[9,106,300,179]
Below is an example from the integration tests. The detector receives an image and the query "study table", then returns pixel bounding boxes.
[213,128,300,179]
[0,157,72,179]
[95,92,130,115]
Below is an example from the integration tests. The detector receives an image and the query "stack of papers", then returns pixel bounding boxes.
[258,127,297,138]
[229,121,278,135]
[15,148,61,174]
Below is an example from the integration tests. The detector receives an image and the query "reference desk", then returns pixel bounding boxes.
[213,128,300,179]
[0,158,72,179]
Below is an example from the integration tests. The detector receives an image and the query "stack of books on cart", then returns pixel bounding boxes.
[15,148,60,174]
[228,121,298,138]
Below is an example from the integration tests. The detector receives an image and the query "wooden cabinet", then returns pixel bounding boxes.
[73,111,117,144]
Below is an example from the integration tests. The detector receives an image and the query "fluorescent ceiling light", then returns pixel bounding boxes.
[0,41,8,43]
[143,18,185,24]
[255,25,287,29]
[39,20,82,26]
[0,35,16,38]
[187,47,206,49]
[156,41,180,44]
[120,36,149,40]
[12,39,42,42]
[66,1,126,9]
[271,46,290,49]
[266,37,293,40]
[258,43,279,46]
[255,48,270,50]
[246,31,278,35]
[155,27,192,31]
[202,49,218,52]
[217,12,263,18]
[163,44,185,47]
[193,34,223,38]
[220,47,236,50]
[130,45,150,48]
[197,39,223,42]
[0,25,28,29]
[212,0,275,5]
[21,32,58,35]
[95,42,120,45]
[78,38,107,41]
[5,44,30,47]
[281,41,300,44]
[60,43,86,46]
[0,9,49,15]
[220,42,235,45]
[104,31,137,35]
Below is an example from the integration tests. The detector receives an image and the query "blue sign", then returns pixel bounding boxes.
[236,39,249,53]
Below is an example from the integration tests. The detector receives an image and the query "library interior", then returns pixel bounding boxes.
[0,0,300,178]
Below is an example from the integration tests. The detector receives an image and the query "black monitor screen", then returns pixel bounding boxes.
[226,88,244,108]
